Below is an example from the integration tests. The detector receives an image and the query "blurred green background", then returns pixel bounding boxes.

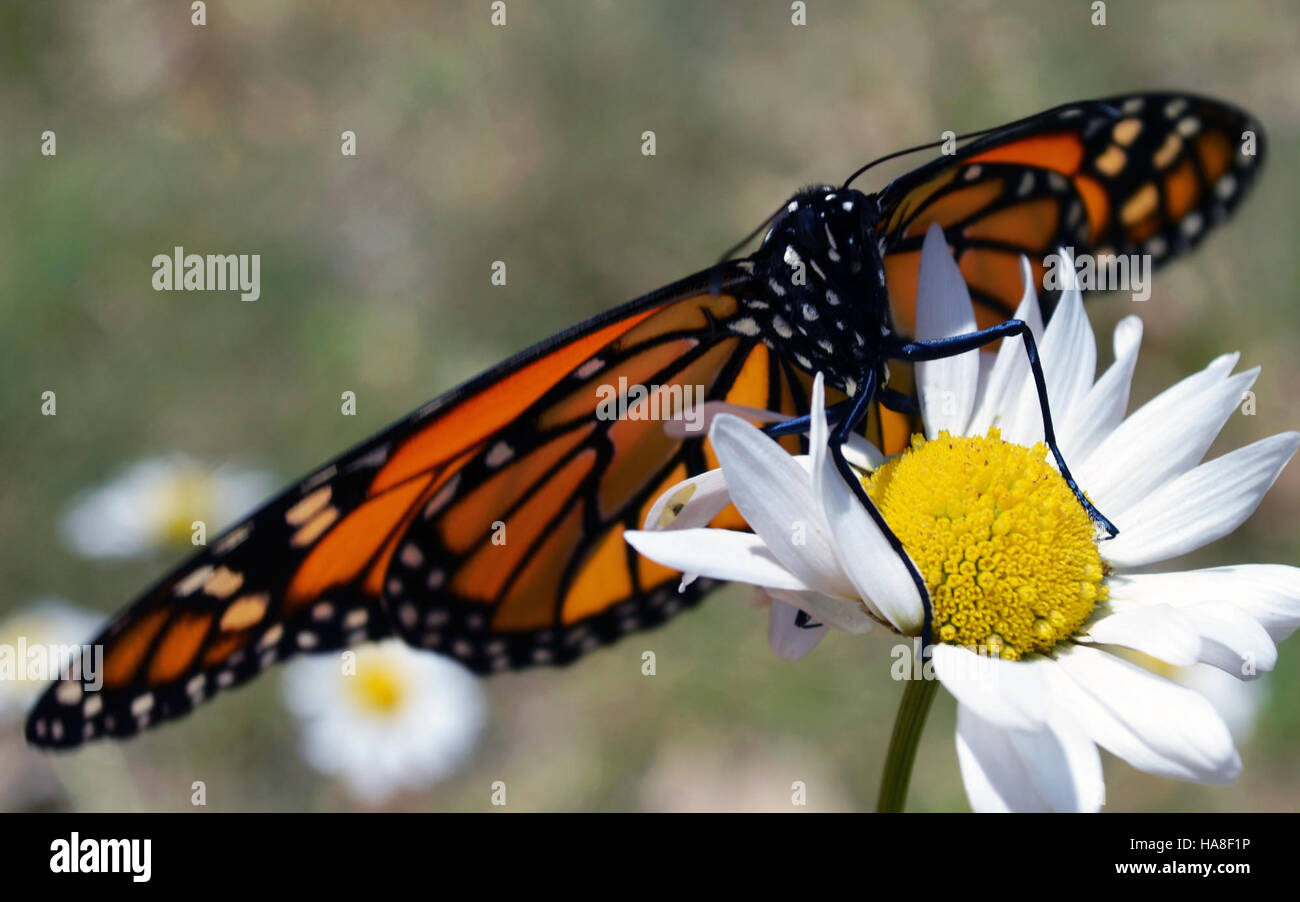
[2,0,1298,811]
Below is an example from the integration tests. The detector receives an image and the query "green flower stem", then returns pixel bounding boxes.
[876,675,940,812]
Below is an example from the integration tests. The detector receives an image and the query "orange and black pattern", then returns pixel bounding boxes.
[27,92,1263,748]
[876,92,1263,334]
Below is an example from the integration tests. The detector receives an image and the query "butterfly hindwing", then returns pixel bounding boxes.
[877,92,1264,333]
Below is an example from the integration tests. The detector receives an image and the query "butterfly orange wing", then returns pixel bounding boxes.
[27,265,804,747]
[876,92,1265,335]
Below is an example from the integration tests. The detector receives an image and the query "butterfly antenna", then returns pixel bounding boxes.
[715,199,789,264]
[840,123,1006,189]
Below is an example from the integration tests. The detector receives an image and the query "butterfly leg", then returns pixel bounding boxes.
[762,399,854,439]
[888,320,1119,539]
[825,367,937,649]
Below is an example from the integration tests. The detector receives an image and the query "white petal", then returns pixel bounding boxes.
[710,414,855,596]
[1177,602,1277,679]
[767,589,875,634]
[624,528,812,592]
[1079,603,1201,666]
[932,644,1049,730]
[956,704,1104,813]
[815,444,926,634]
[915,224,978,438]
[1108,565,1300,644]
[640,468,730,530]
[1078,355,1254,516]
[1058,315,1143,463]
[967,257,1044,437]
[1035,253,1096,432]
[1047,644,1240,784]
[768,598,830,660]
[1103,431,1300,567]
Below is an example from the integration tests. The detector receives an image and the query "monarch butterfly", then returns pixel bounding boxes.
[28,91,1264,748]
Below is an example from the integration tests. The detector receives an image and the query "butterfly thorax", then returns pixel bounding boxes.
[747,185,892,396]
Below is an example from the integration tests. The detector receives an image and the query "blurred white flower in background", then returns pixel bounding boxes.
[59,455,274,559]
[0,599,102,724]
[282,640,486,805]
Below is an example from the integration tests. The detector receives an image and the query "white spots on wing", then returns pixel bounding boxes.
[1122,97,1145,114]
[258,624,284,650]
[1017,171,1035,197]
[841,200,854,211]
[217,671,236,688]
[795,353,812,369]
[346,445,390,473]
[809,259,827,281]
[1180,211,1204,238]
[296,631,319,650]
[824,289,840,306]
[771,315,794,339]
[130,693,154,717]
[1215,174,1237,200]
[575,357,604,379]
[302,465,338,492]
[783,245,802,268]
[1146,236,1168,258]
[801,302,819,322]
[423,473,461,519]
[174,565,214,597]
[311,601,334,622]
[344,608,369,629]
[817,338,834,354]
[213,523,251,556]
[1176,116,1201,137]
[823,222,838,250]
[399,603,418,629]
[787,200,799,213]
[768,277,786,297]
[83,694,103,717]
[386,577,403,597]
[532,647,554,664]
[486,440,514,468]
[425,609,450,627]
[964,164,983,181]
[186,675,207,698]
[399,543,424,568]
[1048,172,1068,193]
[426,568,446,590]
[730,316,761,337]
[56,681,82,705]
[1164,97,1189,119]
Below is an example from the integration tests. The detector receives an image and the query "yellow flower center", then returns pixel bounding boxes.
[152,470,215,546]
[348,657,408,715]
[863,429,1106,659]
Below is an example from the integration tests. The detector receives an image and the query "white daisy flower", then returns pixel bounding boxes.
[60,455,274,559]
[626,223,1300,812]
[282,639,486,805]
[0,600,102,723]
